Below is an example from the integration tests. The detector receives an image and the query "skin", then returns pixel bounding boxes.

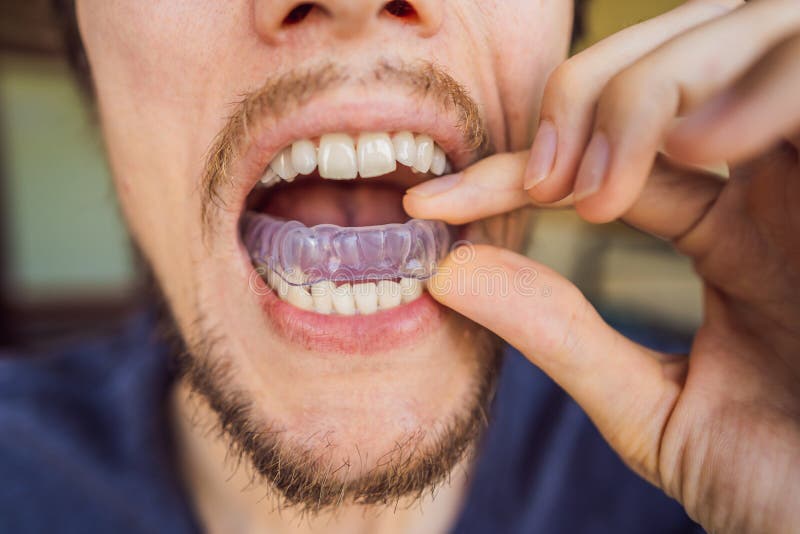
[406,0,800,531]
[76,0,800,531]
[75,1,569,532]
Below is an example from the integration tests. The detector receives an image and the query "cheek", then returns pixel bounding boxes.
[77,2,255,226]
[482,1,572,148]
[79,1,250,94]
[76,1,261,324]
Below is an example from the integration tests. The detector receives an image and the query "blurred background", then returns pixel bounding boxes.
[0,0,697,350]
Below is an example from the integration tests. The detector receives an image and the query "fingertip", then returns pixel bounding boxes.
[401,193,420,218]
[524,120,558,190]
[573,161,646,225]
[403,173,463,220]
[574,197,619,224]
[526,176,574,204]
[573,131,611,202]
[404,172,463,198]
[525,148,584,204]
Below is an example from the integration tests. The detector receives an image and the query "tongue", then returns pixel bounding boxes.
[260,181,408,227]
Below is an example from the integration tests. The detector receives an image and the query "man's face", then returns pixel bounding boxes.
[76,0,571,511]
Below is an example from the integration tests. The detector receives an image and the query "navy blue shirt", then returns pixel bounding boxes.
[0,313,700,533]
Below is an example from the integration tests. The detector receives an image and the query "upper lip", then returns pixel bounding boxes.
[222,85,486,222]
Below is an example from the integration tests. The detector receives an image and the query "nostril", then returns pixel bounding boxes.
[383,0,417,19]
[282,3,315,26]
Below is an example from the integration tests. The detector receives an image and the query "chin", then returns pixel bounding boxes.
[176,253,501,511]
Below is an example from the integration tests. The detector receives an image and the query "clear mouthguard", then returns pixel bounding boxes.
[242,212,452,287]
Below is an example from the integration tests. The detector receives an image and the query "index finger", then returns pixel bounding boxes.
[403,151,571,224]
[404,148,725,254]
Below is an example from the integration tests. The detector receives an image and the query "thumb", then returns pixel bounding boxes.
[428,244,686,483]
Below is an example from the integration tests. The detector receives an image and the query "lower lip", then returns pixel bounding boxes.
[258,282,446,355]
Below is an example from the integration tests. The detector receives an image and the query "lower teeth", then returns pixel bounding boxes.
[243,211,448,314]
[264,267,424,315]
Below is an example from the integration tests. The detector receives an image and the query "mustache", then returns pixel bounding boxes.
[200,59,490,236]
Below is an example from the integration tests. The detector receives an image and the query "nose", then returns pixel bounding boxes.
[254,0,443,43]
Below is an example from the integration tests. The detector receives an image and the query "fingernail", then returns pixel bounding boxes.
[574,132,610,201]
[524,120,558,190]
[406,173,462,198]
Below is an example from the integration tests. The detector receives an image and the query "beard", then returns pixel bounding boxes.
[162,305,504,515]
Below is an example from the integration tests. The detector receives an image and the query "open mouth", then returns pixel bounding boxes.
[241,131,455,316]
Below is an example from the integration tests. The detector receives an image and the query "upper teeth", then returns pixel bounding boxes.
[261,131,451,186]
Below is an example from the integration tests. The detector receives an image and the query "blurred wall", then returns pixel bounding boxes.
[0,55,136,303]
[581,0,683,47]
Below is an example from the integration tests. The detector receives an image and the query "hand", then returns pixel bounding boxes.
[404,1,800,532]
